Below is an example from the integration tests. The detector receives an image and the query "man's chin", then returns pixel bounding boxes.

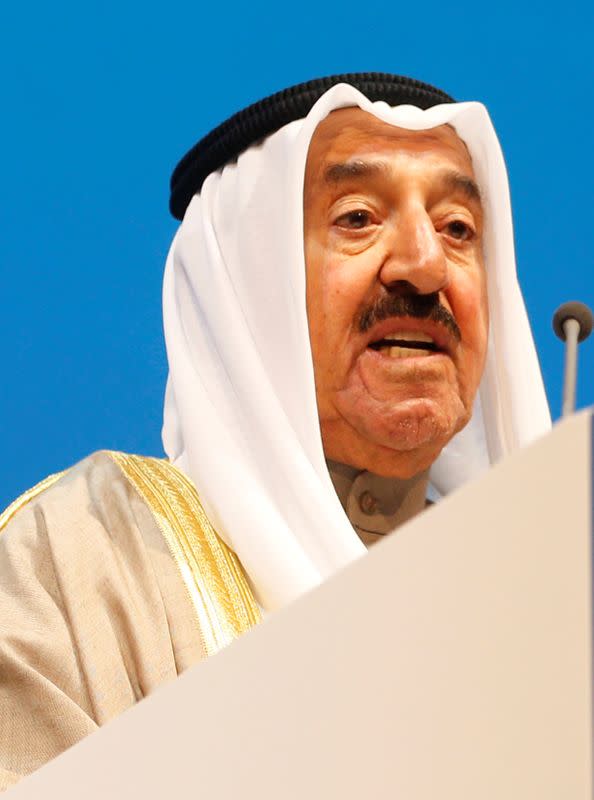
[355,395,464,448]
[324,395,469,477]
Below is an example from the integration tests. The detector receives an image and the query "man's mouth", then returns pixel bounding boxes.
[367,331,440,358]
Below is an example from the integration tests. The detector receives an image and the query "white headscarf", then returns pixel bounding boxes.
[162,84,551,612]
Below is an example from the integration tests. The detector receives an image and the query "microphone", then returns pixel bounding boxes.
[552,301,593,417]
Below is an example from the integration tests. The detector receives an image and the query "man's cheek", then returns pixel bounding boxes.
[450,283,488,392]
[451,279,486,340]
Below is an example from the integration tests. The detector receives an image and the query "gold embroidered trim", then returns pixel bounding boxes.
[0,471,68,533]
[108,452,260,656]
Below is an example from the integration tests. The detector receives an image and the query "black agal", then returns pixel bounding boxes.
[169,72,454,220]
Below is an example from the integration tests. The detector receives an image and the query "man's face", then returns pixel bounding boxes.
[304,108,488,478]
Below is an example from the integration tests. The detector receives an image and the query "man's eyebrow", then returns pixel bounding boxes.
[323,159,391,184]
[441,170,482,206]
[323,160,483,207]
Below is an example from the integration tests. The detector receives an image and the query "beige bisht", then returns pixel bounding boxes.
[0,452,260,791]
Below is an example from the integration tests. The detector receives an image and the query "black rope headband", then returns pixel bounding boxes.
[169,72,454,220]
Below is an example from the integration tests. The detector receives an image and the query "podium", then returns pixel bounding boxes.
[8,412,593,798]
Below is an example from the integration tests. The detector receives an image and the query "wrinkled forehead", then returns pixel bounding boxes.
[305,107,475,181]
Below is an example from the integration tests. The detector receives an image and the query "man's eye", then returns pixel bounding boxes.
[334,210,373,229]
[444,220,474,241]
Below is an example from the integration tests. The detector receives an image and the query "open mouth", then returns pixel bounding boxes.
[367,332,441,357]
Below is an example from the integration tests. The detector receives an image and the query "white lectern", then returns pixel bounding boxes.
[8,411,594,798]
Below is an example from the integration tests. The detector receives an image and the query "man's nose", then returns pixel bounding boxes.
[378,205,448,295]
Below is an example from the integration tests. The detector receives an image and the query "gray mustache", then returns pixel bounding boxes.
[358,292,461,342]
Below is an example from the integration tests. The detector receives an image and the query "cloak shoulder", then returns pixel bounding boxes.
[0,451,259,791]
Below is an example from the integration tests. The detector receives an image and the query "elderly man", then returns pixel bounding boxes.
[0,73,550,789]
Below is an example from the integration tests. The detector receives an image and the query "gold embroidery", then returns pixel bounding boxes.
[0,471,67,533]
[1,454,260,656]
[109,453,260,656]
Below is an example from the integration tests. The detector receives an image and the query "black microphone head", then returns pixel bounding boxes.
[552,301,594,342]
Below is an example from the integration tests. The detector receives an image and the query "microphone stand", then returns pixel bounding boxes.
[552,301,593,417]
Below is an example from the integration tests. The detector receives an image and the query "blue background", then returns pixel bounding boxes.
[1,1,592,509]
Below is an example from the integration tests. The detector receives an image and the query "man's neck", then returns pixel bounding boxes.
[326,460,430,547]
